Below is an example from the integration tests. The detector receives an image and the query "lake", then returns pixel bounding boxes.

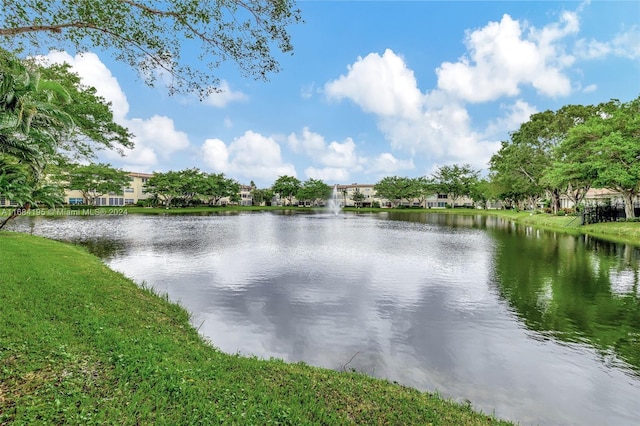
[8,211,640,425]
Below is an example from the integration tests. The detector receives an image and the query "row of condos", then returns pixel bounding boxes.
[1,171,637,209]
[271,183,477,209]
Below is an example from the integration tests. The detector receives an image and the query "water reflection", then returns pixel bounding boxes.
[490,228,640,375]
[7,213,640,426]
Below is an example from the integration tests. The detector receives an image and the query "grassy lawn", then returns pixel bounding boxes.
[0,232,513,425]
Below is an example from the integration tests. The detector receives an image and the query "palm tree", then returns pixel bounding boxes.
[0,51,72,227]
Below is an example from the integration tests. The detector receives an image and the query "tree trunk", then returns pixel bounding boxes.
[0,203,31,230]
[622,191,635,219]
[551,188,561,214]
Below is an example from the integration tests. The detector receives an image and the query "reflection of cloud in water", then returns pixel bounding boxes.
[610,269,639,295]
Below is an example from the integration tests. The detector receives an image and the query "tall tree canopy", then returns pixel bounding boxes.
[296,178,330,206]
[272,175,300,206]
[63,162,130,205]
[430,164,479,207]
[1,0,302,96]
[563,97,640,218]
[0,50,133,227]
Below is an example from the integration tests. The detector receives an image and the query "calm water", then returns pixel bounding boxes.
[8,212,640,425]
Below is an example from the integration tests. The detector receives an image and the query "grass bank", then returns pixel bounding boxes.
[0,232,512,425]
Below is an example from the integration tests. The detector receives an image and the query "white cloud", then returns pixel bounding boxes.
[436,13,576,102]
[40,51,191,171]
[201,138,230,172]
[582,84,597,93]
[288,127,415,182]
[324,51,502,171]
[203,80,248,107]
[304,167,351,182]
[287,128,362,181]
[575,26,640,60]
[368,153,415,175]
[201,131,297,185]
[300,83,316,99]
[325,49,423,119]
[483,100,538,138]
[323,7,596,172]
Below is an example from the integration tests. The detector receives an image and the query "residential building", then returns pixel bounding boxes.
[64,171,153,206]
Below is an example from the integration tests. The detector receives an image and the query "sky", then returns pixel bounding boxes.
[39,1,640,188]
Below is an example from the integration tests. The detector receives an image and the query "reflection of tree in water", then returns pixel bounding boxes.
[74,238,128,260]
[491,228,640,375]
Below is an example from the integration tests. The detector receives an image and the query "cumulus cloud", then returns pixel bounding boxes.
[436,13,577,102]
[40,51,191,171]
[203,80,248,107]
[323,8,592,173]
[287,127,359,167]
[201,131,297,185]
[575,26,640,60]
[369,153,415,175]
[483,100,538,138]
[304,167,351,182]
[324,49,502,169]
[288,127,415,182]
[325,49,423,119]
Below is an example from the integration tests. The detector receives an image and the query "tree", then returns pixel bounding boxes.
[174,168,205,206]
[468,178,494,209]
[374,176,415,207]
[411,177,437,208]
[296,178,331,206]
[64,163,130,205]
[491,105,597,213]
[201,172,240,206]
[489,141,544,209]
[1,0,302,97]
[144,170,184,207]
[568,97,640,218]
[38,62,133,159]
[1,50,74,225]
[272,175,300,206]
[1,50,133,227]
[431,164,479,207]
[251,187,274,206]
[0,161,64,230]
[351,188,365,209]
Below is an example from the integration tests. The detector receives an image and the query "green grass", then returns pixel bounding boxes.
[0,232,513,425]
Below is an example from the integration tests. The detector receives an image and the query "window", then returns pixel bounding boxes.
[125,199,135,205]
[108,198,124,206]
[437,194,448,199]
[141,178,148,183]
[437,202,447,207]
[124,188,134,193]
[68,198,84,205]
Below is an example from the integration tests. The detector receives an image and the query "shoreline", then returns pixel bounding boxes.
[4,205,640,246]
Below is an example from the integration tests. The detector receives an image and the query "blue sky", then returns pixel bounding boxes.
[42,1,639,187]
